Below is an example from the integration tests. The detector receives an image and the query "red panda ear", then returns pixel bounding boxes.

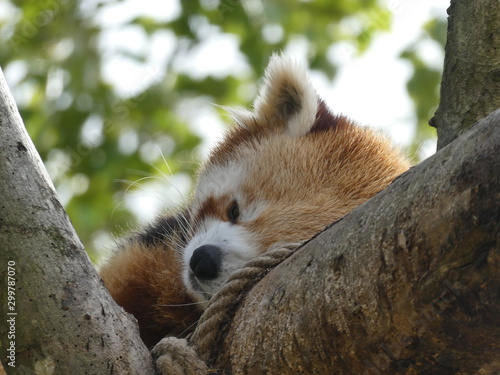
[251,54,319,137]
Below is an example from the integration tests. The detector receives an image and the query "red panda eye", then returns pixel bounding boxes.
[227,201,240,224]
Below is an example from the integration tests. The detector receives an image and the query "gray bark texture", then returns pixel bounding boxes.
[212,109,500,374]
[0,69,154,374]
[430,0,500,150]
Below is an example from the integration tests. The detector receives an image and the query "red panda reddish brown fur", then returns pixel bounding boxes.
[99,54,410,348]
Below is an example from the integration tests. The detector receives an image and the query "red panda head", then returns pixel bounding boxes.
[182,54,410,303]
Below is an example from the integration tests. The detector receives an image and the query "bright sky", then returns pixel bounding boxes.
[324,0,447,154]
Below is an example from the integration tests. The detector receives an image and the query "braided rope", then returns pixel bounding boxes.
[153,242,302,374]
[191,243,302,362]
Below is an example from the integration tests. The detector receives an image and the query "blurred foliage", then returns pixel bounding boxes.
[0,0,443,260]
[400,17,447,160]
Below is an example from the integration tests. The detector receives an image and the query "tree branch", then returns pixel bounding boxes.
[430,0,500,150]
[0,69,154,373]
[212,109,500,374]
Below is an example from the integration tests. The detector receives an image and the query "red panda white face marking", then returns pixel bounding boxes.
[183,219,257,303]
[183,160,269,303]
[182,54,410,304]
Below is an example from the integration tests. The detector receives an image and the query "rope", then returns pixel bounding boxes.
[192,243,301,362]
[152,242,302,374]
[151,336,208,375]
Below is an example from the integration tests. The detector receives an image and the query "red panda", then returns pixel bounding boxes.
[99,54,410,347]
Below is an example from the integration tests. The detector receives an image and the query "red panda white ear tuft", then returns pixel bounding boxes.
[251,54,319,137]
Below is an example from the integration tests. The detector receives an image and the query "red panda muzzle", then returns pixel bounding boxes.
[189,244,223,280]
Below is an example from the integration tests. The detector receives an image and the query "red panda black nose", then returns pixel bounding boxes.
[190,245,222,280]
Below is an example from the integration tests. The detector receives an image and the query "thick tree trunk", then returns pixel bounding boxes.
[0,69,154,374]
[430,0,500,150]
[211,109,500,374]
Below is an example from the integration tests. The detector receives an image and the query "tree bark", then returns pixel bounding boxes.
[430,0,500,150]
[213,109,500,374]
[0,69,154,374]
